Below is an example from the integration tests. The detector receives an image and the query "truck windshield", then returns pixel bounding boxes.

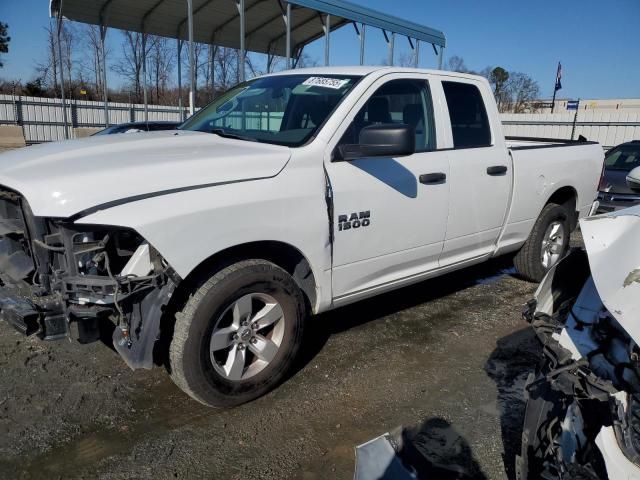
[180,74,360,146]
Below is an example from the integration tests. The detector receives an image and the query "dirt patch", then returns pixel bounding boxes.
[0,245,576,479]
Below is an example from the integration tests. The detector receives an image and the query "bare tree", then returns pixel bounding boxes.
[444,55,470,73]
[36,22,76,98]
[112,31,150,103]
[147,36,175,104]
[60,24,74,98]
[79,25,108,99]
[262,50,317,75]
[396,52,416,67]
[506,72,540,113]
[213,46,239,91]
[36,23,59,96]
[294,51,317,69]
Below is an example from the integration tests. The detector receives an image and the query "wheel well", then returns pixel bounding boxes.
[154,241,319,367]
[547,186,578,229]
[180,241,317,312]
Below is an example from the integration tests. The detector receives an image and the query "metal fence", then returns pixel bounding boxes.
[1,95,639,148]
[500,111,640,149]
[0,95,189,143]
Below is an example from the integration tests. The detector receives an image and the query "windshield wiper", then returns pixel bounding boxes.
[206,127,257,142]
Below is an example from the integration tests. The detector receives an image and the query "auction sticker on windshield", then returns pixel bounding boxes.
[302,77,350,89]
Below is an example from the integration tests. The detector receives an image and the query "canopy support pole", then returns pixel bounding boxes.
[55,5,69,140]
[236,0,245,82]
[99,25,109,127]
[415,39,420,68]
[407,37,415,68]
[323,14,330,66]
[177,38,183,120]
[187,0,195,116]
[438,45,444,69]
[360,23,367,65]
[293,45,304,68]
[284,2,291,68]
[142,34,148,122]
[383,30,394,66]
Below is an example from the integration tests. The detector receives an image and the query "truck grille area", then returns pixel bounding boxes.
[0,186,68,339]
[0,185,180,368]
[0,189,36,286]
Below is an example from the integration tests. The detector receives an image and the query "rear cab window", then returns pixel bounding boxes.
[442,81,492,148]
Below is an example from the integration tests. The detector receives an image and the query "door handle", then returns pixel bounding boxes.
[487,165,508,176]
[419,172,447,184]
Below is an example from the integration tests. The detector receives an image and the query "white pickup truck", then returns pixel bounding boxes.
[0,67,603,407]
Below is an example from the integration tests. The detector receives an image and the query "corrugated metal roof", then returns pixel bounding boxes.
[49,0,445,57]
[288,0,445,47]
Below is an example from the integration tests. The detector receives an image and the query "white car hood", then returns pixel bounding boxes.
[581,205,640,344]
[0,130,290,218]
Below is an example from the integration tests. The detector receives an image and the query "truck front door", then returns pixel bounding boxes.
[325,75,450,303]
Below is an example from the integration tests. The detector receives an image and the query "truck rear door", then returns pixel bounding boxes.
[437,79,512,266]
[325,74,450,302]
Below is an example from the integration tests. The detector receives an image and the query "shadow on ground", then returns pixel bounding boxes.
[294,253,516,377]
[359,328,542,480]
[396,417,489,479]
[485,328,542,479]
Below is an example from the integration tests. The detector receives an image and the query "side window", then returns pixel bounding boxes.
[339,79,436,152]
[442,81,491,148]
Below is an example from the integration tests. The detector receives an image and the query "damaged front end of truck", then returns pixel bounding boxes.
[517,206,640,480]
[0,186,180,369]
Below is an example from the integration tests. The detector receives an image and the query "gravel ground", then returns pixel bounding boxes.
[0,236,583,480]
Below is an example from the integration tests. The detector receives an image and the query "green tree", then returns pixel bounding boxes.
[490,67,509,111]
[24,78,46,96]
[0,22,9,68]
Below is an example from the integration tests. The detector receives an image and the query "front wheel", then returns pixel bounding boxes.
[169,259,306,407]
[514,202,571,282]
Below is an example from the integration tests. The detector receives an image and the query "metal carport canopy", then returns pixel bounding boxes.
[49,0,445,139]
[50,0,445,57]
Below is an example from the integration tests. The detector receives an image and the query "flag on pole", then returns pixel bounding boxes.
[554,62,562,91]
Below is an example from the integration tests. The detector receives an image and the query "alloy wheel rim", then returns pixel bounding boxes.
[540,221,565,269]
[209,292,285,381]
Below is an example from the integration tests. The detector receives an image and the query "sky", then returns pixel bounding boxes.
[0,0,639,100]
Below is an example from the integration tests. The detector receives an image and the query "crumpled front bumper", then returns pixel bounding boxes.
[0,286,66,340]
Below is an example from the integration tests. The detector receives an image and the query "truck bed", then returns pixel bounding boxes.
[505,136,600,150]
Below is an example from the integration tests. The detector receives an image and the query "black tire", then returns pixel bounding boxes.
[169,259,306,407]
[514,202,571,282]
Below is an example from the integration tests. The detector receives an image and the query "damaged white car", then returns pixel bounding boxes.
[518,205,640,479]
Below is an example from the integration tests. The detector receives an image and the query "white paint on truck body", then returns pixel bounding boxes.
[0,66,604,314]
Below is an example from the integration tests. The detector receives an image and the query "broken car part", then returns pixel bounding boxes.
[518,205,640,480]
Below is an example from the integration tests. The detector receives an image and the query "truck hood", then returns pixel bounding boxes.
[0,130,290,218]
[580,205,640,344]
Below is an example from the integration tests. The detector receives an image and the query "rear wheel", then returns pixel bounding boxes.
[514,202,571,282]
[169,259,306,407]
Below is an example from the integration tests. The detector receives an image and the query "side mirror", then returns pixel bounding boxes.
[336,124,415,161]
[627,166,640,191]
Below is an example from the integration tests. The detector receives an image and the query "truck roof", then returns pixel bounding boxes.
[261,66,486,83]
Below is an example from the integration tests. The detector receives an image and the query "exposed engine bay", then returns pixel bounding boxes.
[0,186,179,369]
[517,207,640,480]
